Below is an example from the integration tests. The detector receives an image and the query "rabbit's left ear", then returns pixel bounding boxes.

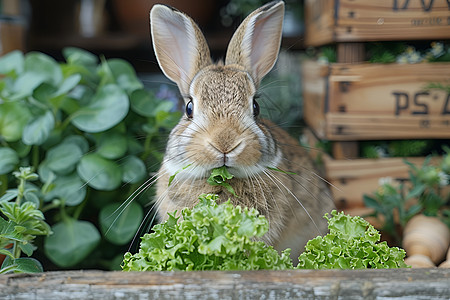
[225,1,284,86]
[150,5,212,96]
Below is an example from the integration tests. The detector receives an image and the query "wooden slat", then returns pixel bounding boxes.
[305,0,450,46]
[302,128,436,210]
[304,0,335,47]
[326,114,450,140]
[0,269,449,299]
[336,0,450,42]
[302,60,329,140]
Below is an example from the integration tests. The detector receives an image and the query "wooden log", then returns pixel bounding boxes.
[0,269,449,299]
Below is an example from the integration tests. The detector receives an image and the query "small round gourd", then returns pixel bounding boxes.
[439,260,450,268]
[402,214,450,265]
[438,247,450,268]
[404,254,435,268]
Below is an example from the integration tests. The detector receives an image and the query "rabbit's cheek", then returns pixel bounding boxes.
[233,139,262,167]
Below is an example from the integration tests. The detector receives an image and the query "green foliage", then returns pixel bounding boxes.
[364,149,450,243]
[0,48,180,270]
[367,42,406,63]
[297,210,408,269]
[207,166,238,197]
[368,42,450,64]
[360,140,434,159]
[1,167,51,274]
[424,81,450,95]
[319,47,337,63]
[122,195,408,271]
[121,194,293,271]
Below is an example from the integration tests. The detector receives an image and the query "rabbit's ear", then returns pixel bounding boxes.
[225,1,284,86]
[150,5,212,95]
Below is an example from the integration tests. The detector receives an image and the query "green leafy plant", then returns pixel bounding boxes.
[0,48,180,270]
[207,166,238,197]
[367,42,406,63]
[296,210,408,269]
[122,195,409,271]
[121,194,293,271]
[0,167,51,274]
[364,149,450,244]
[360,140,435,159]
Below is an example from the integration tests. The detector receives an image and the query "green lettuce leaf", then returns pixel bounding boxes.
[121,194,292,271]
[206,166,238,197]
[296,210,409,269]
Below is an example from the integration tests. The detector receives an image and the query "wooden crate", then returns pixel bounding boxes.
[302,60,450,141]
[303,128,431,212]
[304,0,450,47]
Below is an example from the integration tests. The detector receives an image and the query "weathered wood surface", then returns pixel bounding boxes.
[0,269,449,300]
[305,0,450,46]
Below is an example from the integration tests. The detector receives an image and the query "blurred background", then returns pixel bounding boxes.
[0,0,305,71]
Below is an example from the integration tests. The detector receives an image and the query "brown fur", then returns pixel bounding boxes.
[150,1,335,259]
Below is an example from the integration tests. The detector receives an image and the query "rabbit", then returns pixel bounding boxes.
[150,0,335,259]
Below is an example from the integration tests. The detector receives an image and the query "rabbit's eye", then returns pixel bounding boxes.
[185,100,194,118]
[253,99,260,118]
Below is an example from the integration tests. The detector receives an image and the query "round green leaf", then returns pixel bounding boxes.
[22,111,55,145]
[0,102,32,142]
[32,83,57,106]
[96,132,127,159]
[53,74,82,97]
[44,219,100,267]
[63,47,98,67]
[9,140,31,158]
[0,50,24,75]
[24,52,63,85]
[127,136,144,155]
[12,257,43,273]
[99,201,143,245]
[46,143,83,174]
[106,59,143,93]
[0,148,19,175]
[130,89,156,117]
[37,159,55,184]
[71,84,129,133]
[44,173,86,206]
[121,155,147,184]
[62,135,89,153]
[77,153,122,191]
[10,72,48,100]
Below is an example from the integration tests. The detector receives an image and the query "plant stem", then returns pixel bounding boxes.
[0,264,17,274]
[16,175,26,205]
[141,133,154,162]
[72,190,89,220]
[41,200,62,213]
[59,201,70,223]
[32,146,39,170]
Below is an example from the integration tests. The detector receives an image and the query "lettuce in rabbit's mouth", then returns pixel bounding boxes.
[168,165,238,197]
[169,165,297,198]
[207,166,238,197]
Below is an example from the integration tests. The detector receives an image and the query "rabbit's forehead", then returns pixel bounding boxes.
[190,66,255,110]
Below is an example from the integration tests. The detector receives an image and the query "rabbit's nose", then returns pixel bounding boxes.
[208,139,242,156]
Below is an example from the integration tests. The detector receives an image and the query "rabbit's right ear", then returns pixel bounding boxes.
[225,1,284,87]
[150,5,212,96]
